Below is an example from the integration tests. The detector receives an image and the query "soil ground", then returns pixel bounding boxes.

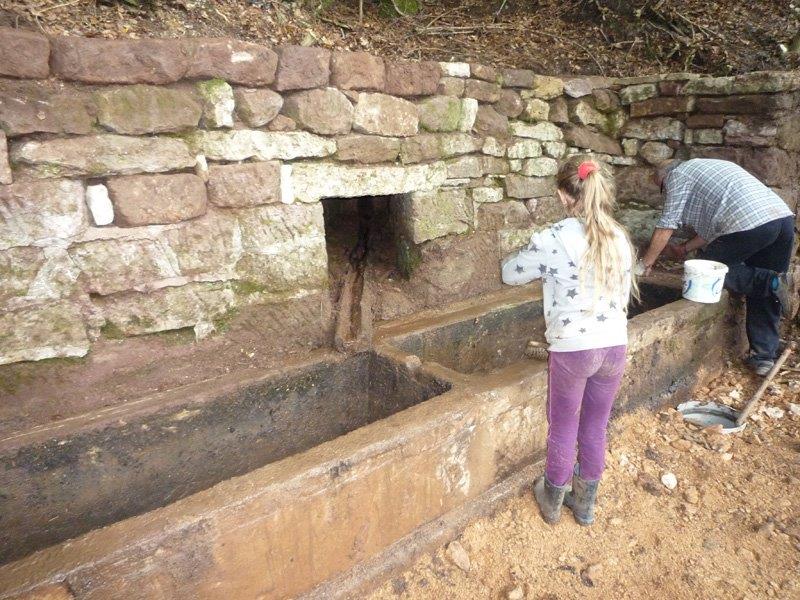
[367,349,800,600]
[2,0,798,76]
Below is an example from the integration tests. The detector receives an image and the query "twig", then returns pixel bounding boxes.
[319,15,352,30]
[30,0,81,15]
[359,0,363,24]
[494,0,508,19]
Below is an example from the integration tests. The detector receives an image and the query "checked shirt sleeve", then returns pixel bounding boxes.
[501,230,549,285]
[656,173,691,230]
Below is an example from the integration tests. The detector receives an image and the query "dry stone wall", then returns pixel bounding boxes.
[0,26,798,366]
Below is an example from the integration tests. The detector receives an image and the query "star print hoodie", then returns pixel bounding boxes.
[501,217,632,352]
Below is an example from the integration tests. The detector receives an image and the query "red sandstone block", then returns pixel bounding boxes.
[51,37,189,84]
[207,162,281,207]
[107,173,207,226]
[0,27,50,79]
[629,96,695,117]
[384,60,440,96]
[274,46,331,91]
[185,38,278,86]
[331,51,385,91]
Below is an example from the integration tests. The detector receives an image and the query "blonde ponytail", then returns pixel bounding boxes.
[556,156,640,302]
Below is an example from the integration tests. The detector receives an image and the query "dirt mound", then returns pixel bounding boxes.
[2,0,798,76]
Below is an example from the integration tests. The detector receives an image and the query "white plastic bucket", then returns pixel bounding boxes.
[682,259,729,303]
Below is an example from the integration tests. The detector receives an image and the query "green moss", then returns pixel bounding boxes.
[99,321,126,340]
[211,307,240,333]
[396,236,422,279]
[232,280,269,296]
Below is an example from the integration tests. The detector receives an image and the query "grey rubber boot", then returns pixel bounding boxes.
[532,475,568,525]
[563,465,600,526]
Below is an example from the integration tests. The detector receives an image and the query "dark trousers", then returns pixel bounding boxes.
[701,216,794,361]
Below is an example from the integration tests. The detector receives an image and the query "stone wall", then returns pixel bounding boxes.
[0,27,798,366]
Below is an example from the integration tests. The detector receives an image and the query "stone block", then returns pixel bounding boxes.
[331,51,385,91]
[691,129,724,145]
[495,89,524,118]
[464,79,501,102]
[722,118,778,147]
[639,141,674,165]
[0,27,50,79]
[291,161,447,202]
[95,282,238,337]
[680,77,734,95]
[458,98,478,132]
[730,71,800,94]
[234,88,283,127]
[509,121,563,141]
[385,60,440,96]
[563,125,622,155]
[196,79,235,128]
[437,77,465,97]
[476,201,531,230]
[472,105,509,138]
[745,147,793,187]
[522,98,550,122]
[353,93,418,137]
[12,135,196,179]
[777,115,800,152]
[470,64,501,83]
[400,189,472,243]
[472,187,504,203]
[548,97,569,124]
[615,166,662,207]
[686,114,725,129]
[0,301,89,365]
[274,46,331,91]
[527,75,564,99]
[482,137,507,157]
[0,179,87,250]
[622,118,684,141]
[592,89,620,112]
[507,139,542,159]
[185,38,278,85]
[563,78,593,98]
[69,237,179,295]
[446,156,482,178]
[51,37,189,84]
[622,138,639,156]
[542,141,567,159]
[0,132,10,184]
[569,99,607,129]
[417,96,465,132]
[184,130,335,161]
[439,62,470,78]
[0,83,95,136]
[629,96,695,117]
[95,85,202,134]
[282,88,354,135]
[520,157,558,177]
[505,174,556,199]
[107,173,207,226]
[482,156,509,175]
[501,69,535,88]
[619,83,657,105]
[85,184,114,226]
[696,94,793,115]
[335,135,401,163]
[207,162,281,207]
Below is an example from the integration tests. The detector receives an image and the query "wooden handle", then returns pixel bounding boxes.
[736,343,796,426]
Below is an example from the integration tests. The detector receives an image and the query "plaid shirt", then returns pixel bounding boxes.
[657,159,792,242]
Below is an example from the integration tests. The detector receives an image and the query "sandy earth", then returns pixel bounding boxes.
[368,353,800,600]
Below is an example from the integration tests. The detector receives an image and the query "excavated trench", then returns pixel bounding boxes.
[0,275,731,599]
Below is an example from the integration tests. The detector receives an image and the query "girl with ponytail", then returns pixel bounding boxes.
[501,155,638,527]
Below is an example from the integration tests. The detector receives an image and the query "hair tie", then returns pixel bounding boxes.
[577,161,597,180]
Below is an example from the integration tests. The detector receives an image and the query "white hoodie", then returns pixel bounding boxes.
[501,217,632,352]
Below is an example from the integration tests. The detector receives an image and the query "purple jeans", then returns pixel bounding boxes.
[545,345,627,486]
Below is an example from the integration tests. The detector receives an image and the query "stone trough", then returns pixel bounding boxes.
[0,277,733,600]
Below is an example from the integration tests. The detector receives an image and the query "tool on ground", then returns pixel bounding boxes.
[677,342,795,433]
[525,340,549,361]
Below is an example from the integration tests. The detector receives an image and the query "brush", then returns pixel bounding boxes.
[525,341,549,361]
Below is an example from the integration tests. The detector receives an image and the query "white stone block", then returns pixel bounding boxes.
[85,184,114,226]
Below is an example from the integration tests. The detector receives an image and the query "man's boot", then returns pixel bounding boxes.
[533,475,568,525]
[563,465,600,526]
